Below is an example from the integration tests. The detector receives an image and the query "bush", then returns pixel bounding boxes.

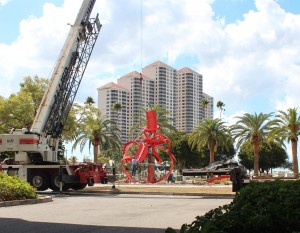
[0,173,38,201]
[166,180,300,233]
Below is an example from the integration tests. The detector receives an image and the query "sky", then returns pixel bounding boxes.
[0,0,300,163]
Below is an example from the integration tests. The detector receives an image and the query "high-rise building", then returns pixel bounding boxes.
[142,61,177,127]
[177,67,204,132]
[97,82,130,143]
[97,61,213,143]
[117,71,155,140]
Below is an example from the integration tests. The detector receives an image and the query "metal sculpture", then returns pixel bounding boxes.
[121,110,176,183]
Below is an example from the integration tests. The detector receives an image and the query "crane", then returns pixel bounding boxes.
[0,0,110,191]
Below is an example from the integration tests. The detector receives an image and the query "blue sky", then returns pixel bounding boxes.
[0,0,300,162]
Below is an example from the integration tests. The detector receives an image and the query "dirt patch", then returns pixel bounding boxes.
[83,184,235,196]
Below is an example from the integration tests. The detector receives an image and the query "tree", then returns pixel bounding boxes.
[62,106,79,142]
[0,76,48,134]
[130,104,177,137]
[0,96,7,133]
[169,132,202,171]
[113,102,122,116]
[201,98,209,109]
[270,108,300,178]
[84,96,95,105]
[188,118,232,163]
[101,142,116,160]
[238,141,289,174]
[216,101,225,118]
[19,75,48,115]
[98,156,110,164]
[0,92,35,132]
[170,131,235,171]
[231,112,276,177]
[72,101,121,162]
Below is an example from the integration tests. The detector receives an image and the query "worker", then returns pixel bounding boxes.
[167,171,175,183]
[132,156,137,177]
[112,162,116,189]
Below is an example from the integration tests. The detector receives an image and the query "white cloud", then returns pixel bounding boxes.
[0,0,299,118]
[0,0,9,6]
[0,1,81,96]
[197,0,300,117]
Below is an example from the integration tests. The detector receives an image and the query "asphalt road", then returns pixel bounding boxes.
[0,193,233,233]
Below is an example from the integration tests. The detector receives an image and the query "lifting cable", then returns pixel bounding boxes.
[139,0,143,81]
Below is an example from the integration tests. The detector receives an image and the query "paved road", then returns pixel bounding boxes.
[0,193,233,233]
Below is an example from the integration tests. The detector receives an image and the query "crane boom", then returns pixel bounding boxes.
[0,0,115,192]
[32,0,101,136]
[0,0,101,163]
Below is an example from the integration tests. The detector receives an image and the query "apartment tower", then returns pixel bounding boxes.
[97,61,213,143]
[142,61,177,127]
[117,71,155,140]
[97,82,129,143]
[177,67,204,132]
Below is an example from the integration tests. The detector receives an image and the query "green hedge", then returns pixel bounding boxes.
[167,180,300,233]
[0,173,38,201]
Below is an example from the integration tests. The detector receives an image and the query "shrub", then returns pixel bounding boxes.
[0,173,38,201]
[166,180,300,233]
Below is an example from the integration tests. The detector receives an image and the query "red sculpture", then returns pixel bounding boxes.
[121,110,176,183]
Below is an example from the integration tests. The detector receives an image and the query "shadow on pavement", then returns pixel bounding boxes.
[38,191,234,200]
[0,218,168,233]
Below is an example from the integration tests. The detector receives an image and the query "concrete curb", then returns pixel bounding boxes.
[71,189,236,197]
[0,195,52,208]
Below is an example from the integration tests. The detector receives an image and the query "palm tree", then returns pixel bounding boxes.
[113,102,122,132]
[113,102,122,114]
[216,101,225,118]
[271,108,300,178]
[230,112,275,177]
[201,98,209,109]
[112,102,122,165]
[130,104,177,137]
[85,96,95,105]
[201,98,209,118]
[72,107,121,163]
[188,118,232,163]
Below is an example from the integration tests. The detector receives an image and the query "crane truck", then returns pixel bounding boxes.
[0,0,109,191]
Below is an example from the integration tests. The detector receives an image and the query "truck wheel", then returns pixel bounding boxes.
[50,173,70,191]
[30,172,50,191]
[70,183,87,190]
